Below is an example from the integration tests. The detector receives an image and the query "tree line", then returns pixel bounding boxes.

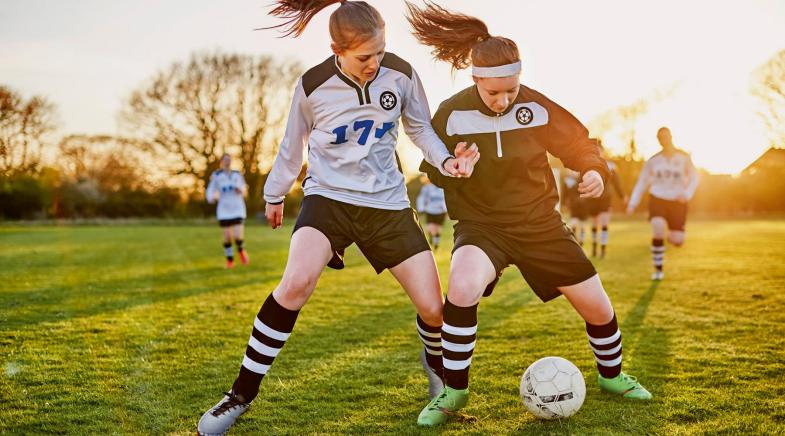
[2,49,785,220]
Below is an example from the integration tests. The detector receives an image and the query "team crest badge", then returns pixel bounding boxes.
[516,107,534,125]
[379,91,397,110]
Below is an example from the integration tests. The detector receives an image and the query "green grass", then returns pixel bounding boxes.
[1,219,785,435]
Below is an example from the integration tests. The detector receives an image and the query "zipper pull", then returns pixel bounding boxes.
[495,113,503,158]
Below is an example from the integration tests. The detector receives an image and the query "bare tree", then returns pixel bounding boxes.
[752,49,785,148]
[588,86,676,159]
[57,135,148,191]
[0,85,58,176]
[120,51,301,211]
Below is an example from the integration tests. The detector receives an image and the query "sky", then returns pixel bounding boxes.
[2,0,784,174]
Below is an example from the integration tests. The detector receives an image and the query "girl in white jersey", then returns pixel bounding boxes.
[206,154,249,268]
[416,175,448,249]
[627,127,699,280]
[198,2,479,434]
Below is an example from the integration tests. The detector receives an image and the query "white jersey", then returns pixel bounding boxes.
[629,149,699,208]
[206,169,247,220]
[416,183,447,215]
[263,53,453,210]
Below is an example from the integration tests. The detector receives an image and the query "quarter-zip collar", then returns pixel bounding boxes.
[333,55,381,105]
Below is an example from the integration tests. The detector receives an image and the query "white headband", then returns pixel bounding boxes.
[471,61,522,78]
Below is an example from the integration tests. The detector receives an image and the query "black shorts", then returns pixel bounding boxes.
[218,217,244,227]
[425,213,447,225]
[568,198,589,221]
[648,195,688,231]
[453,220,597,302]
[293,195,431,274]
[586,195,611,216]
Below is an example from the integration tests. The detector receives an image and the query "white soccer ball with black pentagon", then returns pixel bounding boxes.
[520,356,586,419]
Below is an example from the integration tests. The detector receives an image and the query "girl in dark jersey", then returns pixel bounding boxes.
[406,2,651,426]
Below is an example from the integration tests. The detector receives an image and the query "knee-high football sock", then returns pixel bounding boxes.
[232,294,300,402]
[586,313,622,379]
[417,315,443,377]
[651,238,665,272]
[441,299,478,390]
[223,242,233,261]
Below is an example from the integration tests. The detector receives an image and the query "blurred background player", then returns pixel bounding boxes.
[416,175,448,250]
[627,127,699,280]
[206,153,249,268]
[586,140,627,258]
[562,169,589,245]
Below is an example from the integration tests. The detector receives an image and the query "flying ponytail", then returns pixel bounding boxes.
[264,0,385,51]
[406,1,519,71]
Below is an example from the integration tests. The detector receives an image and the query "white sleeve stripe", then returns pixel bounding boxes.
[442,339,476,353]
[442,323,477,336]
[242,355,271,374]
[587,329,621,346]
[248,336,282,357]
[443,357,472,370]
[253,317,291,341]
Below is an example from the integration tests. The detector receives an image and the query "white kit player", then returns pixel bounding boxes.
[627,127,699,280]
[416,175,448,249]
[206,153,249,268]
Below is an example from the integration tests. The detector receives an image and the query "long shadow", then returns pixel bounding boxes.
[622,280,660,331]
[78,271,534,434]
[0,266,281,331]
[224,279,537,434]
[1,262,418,434]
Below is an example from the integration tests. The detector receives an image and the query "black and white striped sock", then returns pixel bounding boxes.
[223,242,233,261]
[232,294,299,402]
[586,314,622,379]
[416,315,443,376]
[601,225,609,256]
[442,299,477,390]
[432,233,441,248]
[235,238,244,253]
[652,238,665,271]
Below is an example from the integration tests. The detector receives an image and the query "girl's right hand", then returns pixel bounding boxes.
[265,202,284,229]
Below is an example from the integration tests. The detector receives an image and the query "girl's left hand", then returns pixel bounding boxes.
[578,170,604,198]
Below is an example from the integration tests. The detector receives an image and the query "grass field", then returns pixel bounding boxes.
[2,219,785,435]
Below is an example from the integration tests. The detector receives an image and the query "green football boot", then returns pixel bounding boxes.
[416,386,469,427]
[598,372,653,400]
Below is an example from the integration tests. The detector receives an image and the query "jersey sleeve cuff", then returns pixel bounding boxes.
[264,194,285,205]
[437,154,456,177]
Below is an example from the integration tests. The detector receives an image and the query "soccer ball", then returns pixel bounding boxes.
[520,356,586,419]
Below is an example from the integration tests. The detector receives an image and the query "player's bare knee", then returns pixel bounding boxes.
[419,304,443,326]
[447,277,485,306]
[276,274,316,306]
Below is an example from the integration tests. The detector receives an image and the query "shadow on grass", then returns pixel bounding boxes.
[0,266,279,331]
[225,280,535,435]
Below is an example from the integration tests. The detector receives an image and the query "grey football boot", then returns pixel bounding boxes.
[197,391,250,436]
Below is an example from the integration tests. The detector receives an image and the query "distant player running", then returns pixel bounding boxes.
[407,2,651,427]
[627,127,699,280]
[206,153,249,268]
[197,1,479,435]
[586,142,627,258]
[416,176,448,249]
